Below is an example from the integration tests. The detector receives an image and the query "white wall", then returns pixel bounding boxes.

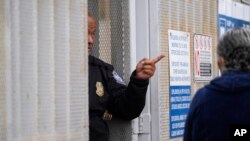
[0,0,88,141]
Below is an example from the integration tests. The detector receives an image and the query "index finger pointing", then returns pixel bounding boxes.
[152,54,165,64]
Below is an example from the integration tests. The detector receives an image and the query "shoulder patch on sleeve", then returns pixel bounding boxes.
[112,71,126,85]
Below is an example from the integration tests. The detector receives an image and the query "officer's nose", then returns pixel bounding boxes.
[88,34,94,45]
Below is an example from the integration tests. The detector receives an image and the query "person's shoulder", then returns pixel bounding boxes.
[89,55,113,70]
[190,87,208,105]
[194,88,207,99]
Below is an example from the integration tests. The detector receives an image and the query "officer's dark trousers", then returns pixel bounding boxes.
[90,116,109,141]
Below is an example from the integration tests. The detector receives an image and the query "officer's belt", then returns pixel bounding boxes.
[89,111,112,121]
[102,110,112,120]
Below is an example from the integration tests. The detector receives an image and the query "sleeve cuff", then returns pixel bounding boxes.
[130,71,149,86]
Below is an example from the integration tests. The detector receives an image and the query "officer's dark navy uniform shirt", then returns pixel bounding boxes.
[89,55,149,141]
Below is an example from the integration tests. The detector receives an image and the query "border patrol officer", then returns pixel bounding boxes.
[88,13,164,141]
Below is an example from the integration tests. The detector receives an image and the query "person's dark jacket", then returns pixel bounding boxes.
[89,55,149,141]
[184,71,250,141]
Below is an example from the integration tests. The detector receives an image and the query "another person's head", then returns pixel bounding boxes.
[217,28,250,74]
[88,13,96,55]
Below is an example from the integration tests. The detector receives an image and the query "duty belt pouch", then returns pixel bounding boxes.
[102,110,112,120]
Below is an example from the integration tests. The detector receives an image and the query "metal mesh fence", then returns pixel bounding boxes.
[88,0,130,83]
[158,0,218,141]
[0,0,7,140]
[0,0,88,141]
[88,0,132,140]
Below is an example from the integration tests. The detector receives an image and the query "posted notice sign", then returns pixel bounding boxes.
[193,34,212,81]
[168,30,191,138]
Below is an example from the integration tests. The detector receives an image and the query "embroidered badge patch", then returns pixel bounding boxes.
[96,82,104,97]
[112,71,126,85]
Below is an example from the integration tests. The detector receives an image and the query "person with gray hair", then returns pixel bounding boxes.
[217,28,250,73]
[184,28,250,141]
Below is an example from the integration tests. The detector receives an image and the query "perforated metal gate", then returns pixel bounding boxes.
[157,0,218,141]
[0,0,6,140]
[88,0,132,141]
[88,0,131,83]
[0,0,88,141]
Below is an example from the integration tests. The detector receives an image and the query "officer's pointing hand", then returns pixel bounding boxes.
[135,55,165,80]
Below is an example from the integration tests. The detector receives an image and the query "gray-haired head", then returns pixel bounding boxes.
[217,28,250,73]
